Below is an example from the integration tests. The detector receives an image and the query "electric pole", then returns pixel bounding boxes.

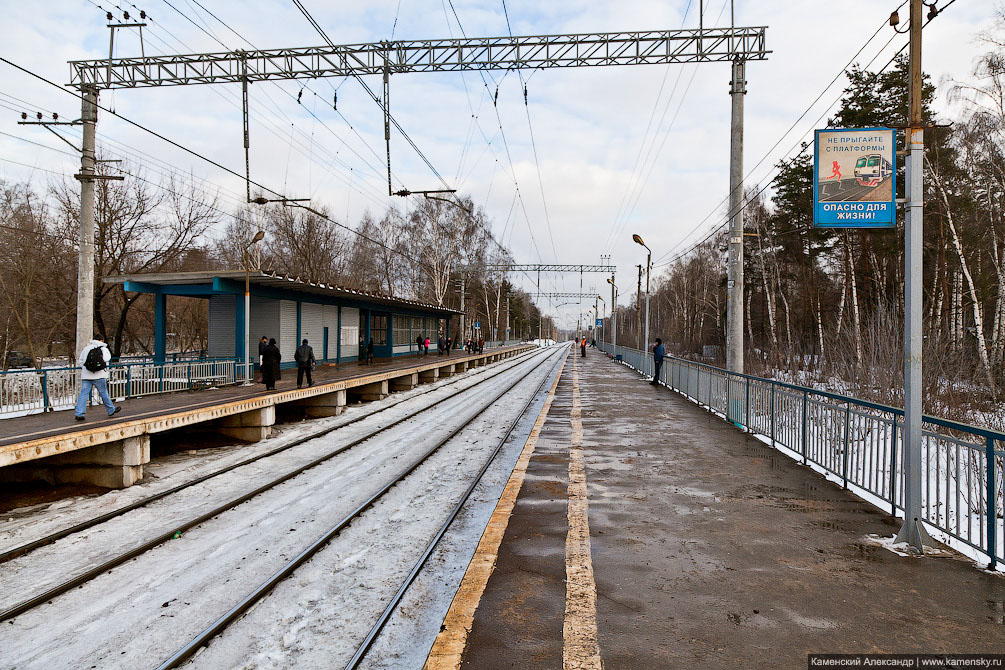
[726,57,746,374]
[896,0,931,553]
[636,264,643,350]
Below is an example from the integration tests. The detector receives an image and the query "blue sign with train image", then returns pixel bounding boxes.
[813,127,896,228]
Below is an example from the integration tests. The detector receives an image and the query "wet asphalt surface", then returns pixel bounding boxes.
[460,351,1005,669]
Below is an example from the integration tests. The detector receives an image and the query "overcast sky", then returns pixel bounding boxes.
[0,0,999,329]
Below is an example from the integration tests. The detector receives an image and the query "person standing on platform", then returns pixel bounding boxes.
[445,337,452,355]
[478,337,485,354]
[256,335,268,382]
[424,336,430,355]
[580,337,587,357]
[262,338,281,391]
[74,334,121,421]
[651,338,665,386]
[437,335,445,355]
[295,338,316,388]
[416,334,423,355]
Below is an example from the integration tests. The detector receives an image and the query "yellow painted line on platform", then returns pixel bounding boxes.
[564,354,603,670]
[423,348,568,670]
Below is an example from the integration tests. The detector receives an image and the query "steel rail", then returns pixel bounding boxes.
[0,348,547,622]
[0,347,538,564]
[346,347,568,669]
[155,346,566,670]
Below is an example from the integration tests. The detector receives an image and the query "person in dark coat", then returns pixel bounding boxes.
[437,336,445,355]
[261,338,281,390]
[416,335,423,355]
[256,335,268,382]
[651,338,665,385]
[445,337,452,355]
[295,338,316,388]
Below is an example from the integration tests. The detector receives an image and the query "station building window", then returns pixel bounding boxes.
[393,315,411,345]
[371,314,388,346]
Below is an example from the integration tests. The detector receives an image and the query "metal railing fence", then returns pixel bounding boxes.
[0,358,251,419]
[598,341,1005,570]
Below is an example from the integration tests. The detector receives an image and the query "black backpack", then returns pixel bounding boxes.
[84,346,107,373]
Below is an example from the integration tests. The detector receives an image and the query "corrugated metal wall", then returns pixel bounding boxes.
[280,300,298,364]
[322,305,339,359]
[340,306,359,358]
[249,296,280,361]
[300,303,323,355]
[208,295,236,358]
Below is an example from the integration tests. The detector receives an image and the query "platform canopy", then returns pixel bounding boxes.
[104,269,462,316]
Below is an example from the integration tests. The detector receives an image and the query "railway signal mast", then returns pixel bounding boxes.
[65,20,769,355]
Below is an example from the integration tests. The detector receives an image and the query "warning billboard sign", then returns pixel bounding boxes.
[813,127,896,228]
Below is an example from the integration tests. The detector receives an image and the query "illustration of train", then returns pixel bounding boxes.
[853,153,893,186]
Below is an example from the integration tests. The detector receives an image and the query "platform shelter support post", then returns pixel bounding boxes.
[153,292,167,363]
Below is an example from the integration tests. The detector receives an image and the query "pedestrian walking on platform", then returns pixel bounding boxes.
[580,337,587,357]
[651,338,665,385]
[262,338,281,390]
[295,338,316,388]
[74,334,121,421]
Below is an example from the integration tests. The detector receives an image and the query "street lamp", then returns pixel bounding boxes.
[606,277,618,353]
[243,230,265,384]
[633,234,651,374]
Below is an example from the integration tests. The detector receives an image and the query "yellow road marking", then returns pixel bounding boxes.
[564,354,603,670]
[424,348,569,670]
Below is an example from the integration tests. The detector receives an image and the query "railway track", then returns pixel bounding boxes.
[156,345,568,669]
[0,347,539,566]
[0,351,550,622]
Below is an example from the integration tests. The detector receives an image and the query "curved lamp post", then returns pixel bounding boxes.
[633,234,651,373]
[606,277,619,353]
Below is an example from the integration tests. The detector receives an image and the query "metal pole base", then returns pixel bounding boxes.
[894,517,933,553]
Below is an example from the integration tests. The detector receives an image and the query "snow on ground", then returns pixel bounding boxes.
[0,350,533,554]
[0,346,563,670]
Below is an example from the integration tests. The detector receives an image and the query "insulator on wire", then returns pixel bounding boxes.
[106,11,113,21]
[123,10,129,19]
[297,89,303,104]
[523,84,528,104]
[36,112,42,120]
[494,87,498,106]
[140,10,146,19]
[20,112,27,120]
[52,113,58,120]
[333,92,337,110]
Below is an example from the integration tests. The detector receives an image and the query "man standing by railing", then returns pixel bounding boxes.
[74,334,121,421]
[651,338,665,386]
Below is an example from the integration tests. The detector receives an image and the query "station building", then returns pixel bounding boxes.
[104,270,461,368]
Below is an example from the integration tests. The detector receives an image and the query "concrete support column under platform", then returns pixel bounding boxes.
[438,364,456,378]
[216,406,275,442]
[418,368,439,383]
[296,389,347,418]
[455,361,469,373]
[389,373,418,391]
[347,380,388,402]
[0,435,151,489]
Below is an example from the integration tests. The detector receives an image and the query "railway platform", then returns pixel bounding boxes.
[428,350,1005,669]
[0,345,532,489]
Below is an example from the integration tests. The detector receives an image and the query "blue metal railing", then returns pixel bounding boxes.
[0,357,251,419]
[598,341,1005,570]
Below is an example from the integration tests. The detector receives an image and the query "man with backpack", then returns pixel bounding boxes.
[294,338,316,388]
[74,334,121,421]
